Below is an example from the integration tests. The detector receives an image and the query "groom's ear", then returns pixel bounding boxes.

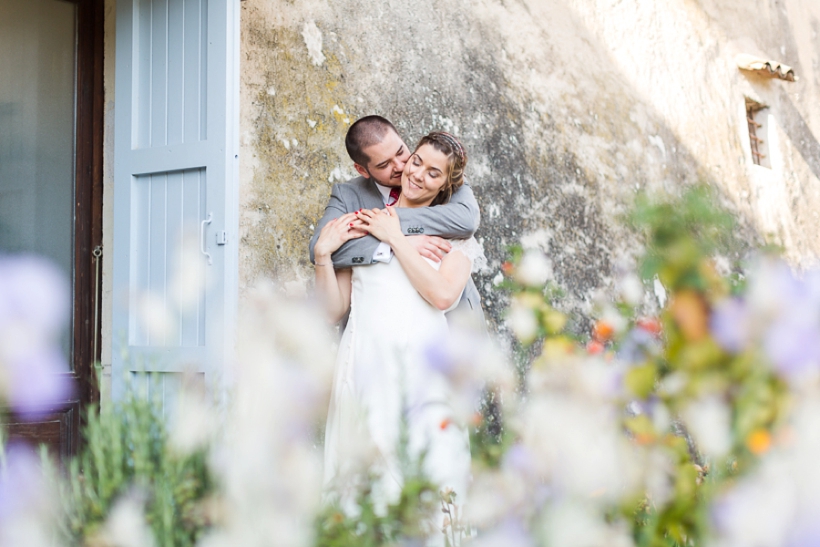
[353,163,370,179]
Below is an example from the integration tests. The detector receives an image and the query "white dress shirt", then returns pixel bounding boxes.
[372,182,396,263]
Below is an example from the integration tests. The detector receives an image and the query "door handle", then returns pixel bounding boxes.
[200,212,213,265]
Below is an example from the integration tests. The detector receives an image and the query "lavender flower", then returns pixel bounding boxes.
[710,297,751,353]
[0,255,73,416]
[764,317,820,379]
[0,255,69,337]
[7,346,73,414]
[502,444,537,478]
[470,518,536,547]
[0,443,45,522]
[617,327,660,364]
[0,442,58,547]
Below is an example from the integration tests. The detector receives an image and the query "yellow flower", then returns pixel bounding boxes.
[746,429,772,455]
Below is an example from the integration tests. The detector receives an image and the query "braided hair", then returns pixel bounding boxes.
[414,131,467,206]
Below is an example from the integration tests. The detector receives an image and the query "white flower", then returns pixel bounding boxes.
[169,379,214,455]
[103,495,156,547]
[168,233,208,311]
[712,253,732,278]
[643,448,674,507]
[466,468,530,528]
[713,457,794,547]
[541,501,634,547]
[206,285,335,547]
[618,273,645,307]
[136,293,175,343]
[507,300,539,344]
[515,250,553,287]
[601,304,629,335]
[518,394,640,503]
[682,396,732,459]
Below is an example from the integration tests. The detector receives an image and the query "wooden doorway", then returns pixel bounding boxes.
[0,0,104,458]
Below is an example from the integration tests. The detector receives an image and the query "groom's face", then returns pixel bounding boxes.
[359,130,410,187]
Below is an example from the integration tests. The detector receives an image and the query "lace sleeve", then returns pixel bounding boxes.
[449,237,489,274]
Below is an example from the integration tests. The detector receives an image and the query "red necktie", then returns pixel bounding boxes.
[387,187,400,206]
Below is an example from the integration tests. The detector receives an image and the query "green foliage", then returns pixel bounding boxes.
[629,184,737,292]
[61,390,214,546]
[315,471,440,547]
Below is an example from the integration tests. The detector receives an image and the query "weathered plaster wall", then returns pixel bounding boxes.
[238,0,820,330]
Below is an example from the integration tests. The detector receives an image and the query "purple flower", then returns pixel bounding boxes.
[0,443,47,522]
[710,297,751,353]
[0,255,73,416]
[788,517,820,547]
[472,518,535,547]
[7,346,73,414]
[0,255,70,337]
[764,318,820,379]
[423,336,457,376]
[503,444,537,477]
[616,327,659,364]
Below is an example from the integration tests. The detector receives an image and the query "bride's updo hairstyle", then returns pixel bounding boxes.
[416,132,467,206]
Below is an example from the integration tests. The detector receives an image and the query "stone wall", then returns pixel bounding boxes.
[238,0,820,331]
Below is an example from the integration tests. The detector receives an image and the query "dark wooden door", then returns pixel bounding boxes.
[0,0,103,458]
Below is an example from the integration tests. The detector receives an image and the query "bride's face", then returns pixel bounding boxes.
[400,144,449,206]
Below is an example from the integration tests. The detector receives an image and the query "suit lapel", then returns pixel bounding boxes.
[359,178,387,209]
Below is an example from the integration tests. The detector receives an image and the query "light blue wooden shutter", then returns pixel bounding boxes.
[112,0,239,407]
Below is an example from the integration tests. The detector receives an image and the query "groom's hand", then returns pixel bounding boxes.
[407,235,451,262]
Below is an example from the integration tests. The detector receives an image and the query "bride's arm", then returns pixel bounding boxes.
[357,207,471,311]
[314,213,362,322]
[315,265,352,323]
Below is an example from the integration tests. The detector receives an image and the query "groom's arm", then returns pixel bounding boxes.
[395,184,480,238]
[309,183,381,268]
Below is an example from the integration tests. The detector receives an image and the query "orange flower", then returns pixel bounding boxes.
[593,320,615,342]
[501,261,514,276]
[587,340,605,355]
[670,290,709,341]
[440,418,453,430]
[746,429,772,455]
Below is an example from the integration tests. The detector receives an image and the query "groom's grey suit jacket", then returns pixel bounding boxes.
[309,176,486,328]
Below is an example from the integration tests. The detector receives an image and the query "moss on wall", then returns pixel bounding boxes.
[240,23,356,290]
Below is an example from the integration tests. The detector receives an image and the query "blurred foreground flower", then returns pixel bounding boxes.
[201,283,336,547]
[0,443,60,547]
[712,257,820,382]
[712,400,820,547]
[514,250,553,288]
[7,186,820,547]
[0,255,73,415]
[423,321,515,425]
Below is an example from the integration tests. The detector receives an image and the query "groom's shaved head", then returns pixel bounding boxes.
[345,115,399,167]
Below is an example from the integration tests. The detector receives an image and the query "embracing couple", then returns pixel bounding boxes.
[309,116,486,538]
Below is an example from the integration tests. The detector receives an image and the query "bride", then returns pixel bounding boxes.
[313,131,476,534]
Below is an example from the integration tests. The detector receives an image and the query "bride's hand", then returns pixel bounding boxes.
[314,212,367,261]
[356,206,402,243]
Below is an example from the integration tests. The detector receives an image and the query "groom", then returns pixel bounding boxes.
[309,115,485,327]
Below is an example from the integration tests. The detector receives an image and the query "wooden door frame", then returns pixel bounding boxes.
[3,0,104,457]
[72,0,105,417]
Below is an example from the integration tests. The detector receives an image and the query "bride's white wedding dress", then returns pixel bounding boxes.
[323,242,478,518]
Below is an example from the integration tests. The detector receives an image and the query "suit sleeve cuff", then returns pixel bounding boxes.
[372,241,393,263]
